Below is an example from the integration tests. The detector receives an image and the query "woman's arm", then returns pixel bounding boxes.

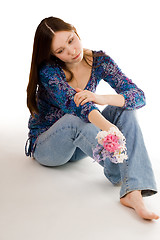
[100,55,146,110]
[74,88,125,107]
[74,88,125,108]
[74,89,116,131]
[88,109,114,131]
[94,94,125,107]
[75,53,146,110]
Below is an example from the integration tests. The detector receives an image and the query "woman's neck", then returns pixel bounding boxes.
[66,60,84,72]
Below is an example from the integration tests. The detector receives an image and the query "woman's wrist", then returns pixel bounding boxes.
[88,109,114,131]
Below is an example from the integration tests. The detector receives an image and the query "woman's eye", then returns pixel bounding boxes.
[69,38,74,44]
[57,49,63,54]
[56,38,74,54]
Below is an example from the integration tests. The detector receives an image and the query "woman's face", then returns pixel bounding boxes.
[51,31,83,65]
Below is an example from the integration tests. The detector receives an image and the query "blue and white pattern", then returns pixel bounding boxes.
[25,50,146,156]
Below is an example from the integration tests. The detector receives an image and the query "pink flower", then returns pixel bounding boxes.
[103,134,120,152]
[94,128,128,164]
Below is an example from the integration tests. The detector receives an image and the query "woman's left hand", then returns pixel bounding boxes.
[74,88,96,107]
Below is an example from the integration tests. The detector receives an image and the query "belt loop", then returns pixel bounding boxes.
[25,138,32,157]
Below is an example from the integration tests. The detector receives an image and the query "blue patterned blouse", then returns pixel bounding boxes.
[25,50,146,156]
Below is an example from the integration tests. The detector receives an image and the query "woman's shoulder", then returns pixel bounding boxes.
[89,49,111,62]
[84,49,110,67]
[84,48,107,56]
[88,49,112,68]
[94,49,110,58]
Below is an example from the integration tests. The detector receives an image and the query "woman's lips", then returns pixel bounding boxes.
[73,52,81,60]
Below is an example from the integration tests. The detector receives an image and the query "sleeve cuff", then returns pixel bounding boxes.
[80,102,99,122]
[121,91,146,110]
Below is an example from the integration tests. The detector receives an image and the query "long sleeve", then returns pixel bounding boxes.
[39,64,99,122]
[100,55,146,110]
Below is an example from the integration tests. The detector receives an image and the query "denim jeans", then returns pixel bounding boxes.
[33,106,157,198]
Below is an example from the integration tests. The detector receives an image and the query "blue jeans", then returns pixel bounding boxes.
[33,106,157,198]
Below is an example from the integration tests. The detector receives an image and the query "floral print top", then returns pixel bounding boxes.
[25,50,146,156]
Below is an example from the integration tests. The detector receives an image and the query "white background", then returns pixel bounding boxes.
[0,0,160,157]
[1,1,160,239]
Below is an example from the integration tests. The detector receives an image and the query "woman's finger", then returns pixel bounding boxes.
[75,88,82,93]
[76,94,88,107]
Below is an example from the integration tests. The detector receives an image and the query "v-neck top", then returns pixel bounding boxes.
[25,50,146,156]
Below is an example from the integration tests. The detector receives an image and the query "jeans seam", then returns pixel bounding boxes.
[115,112,130,193]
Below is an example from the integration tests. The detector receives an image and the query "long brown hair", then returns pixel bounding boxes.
[27,17,103,117]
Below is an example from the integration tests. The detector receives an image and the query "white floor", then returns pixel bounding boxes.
[1,121,160,240]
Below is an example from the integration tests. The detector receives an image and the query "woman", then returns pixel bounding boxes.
[25,17,159,220]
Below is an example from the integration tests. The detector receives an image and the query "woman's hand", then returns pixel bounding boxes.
[74,88,125,108]
[74,88,97,107]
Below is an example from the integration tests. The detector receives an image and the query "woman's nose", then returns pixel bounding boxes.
[68,47,76,55]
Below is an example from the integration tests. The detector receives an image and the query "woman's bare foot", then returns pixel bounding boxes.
[120,190,159,220]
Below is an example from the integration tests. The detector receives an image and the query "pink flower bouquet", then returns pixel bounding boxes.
[93,127,128,164]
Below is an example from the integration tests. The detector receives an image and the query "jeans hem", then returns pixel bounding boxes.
[120,187,158,198]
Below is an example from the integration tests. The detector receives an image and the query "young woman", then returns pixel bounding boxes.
[25,17,159,220]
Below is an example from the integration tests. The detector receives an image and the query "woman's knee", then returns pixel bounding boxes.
[102,106,137,125]
[62,114,84,125]
[33,140,73,167]
[102,105,125,124]
[33,152,69,167]
[120,109,137,124]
